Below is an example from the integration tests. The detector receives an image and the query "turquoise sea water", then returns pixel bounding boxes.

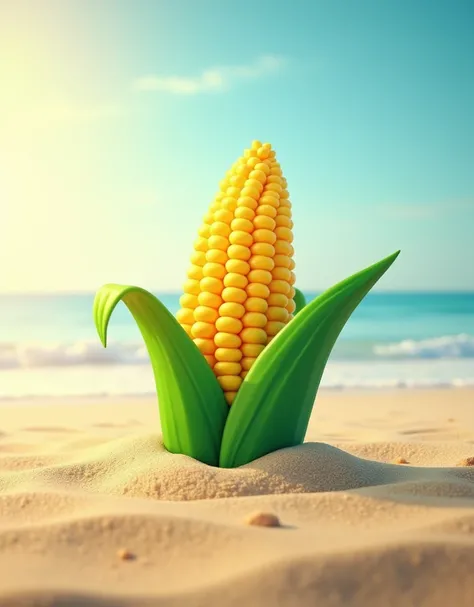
[0,291,473,398]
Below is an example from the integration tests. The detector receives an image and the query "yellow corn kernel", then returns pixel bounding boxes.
[222,287,247,304]
[229,231,253,247]
[241,185,260,200]
[183,279,200,295]
[242,343,265,357]
[214,209,233,224]
[190,251,206,266]
[267,307,289,322]
[267,293,288,307]
[217,375,242,391]
[214,361,242,376]
[260,195,279,208]
[203,262,226,279]
[238,196,258,210]
[215,332,242,348]
[275,226,293,242]
[242,312,267,328]
[228,244,251,261]
[194,236,208,252]
[219,302,245,318]
[256,204,277,218]
[249,255,275,272]
[240,327,267,345]
[245,297,268,313]
[200,276,223,295]
[275,215,293,228]
[253,228,276,245]
[269,279,290,295]
[274,240,292,255]
[221,197,238,211]
[254,215,276,231]
[191,322,217,339]
[198,292,222,308]
[234,206,255,221]
[251,242,275,257]
[215,348,243,362]
[206,249,228,264]
[176,308,194,324]
[216,316,243,334]
[208,235,229,251]
[210,221,231,237]
[226,259,250,275]
[224,272,248,289]
[226,186,241,198]
[248,269,273,285]
[273,254,290,268]
[246,283,270,298]
[179,293,198,309]
[272,267,291,281]
[254,162,270,174]
[194,306,219,323]
[176,141,295,401]
[231,218,254,233]
[187,265,203,280]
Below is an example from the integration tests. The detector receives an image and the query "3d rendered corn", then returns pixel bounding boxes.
[93,141,399,468]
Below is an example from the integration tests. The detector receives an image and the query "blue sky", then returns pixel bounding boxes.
[1,0,473,292]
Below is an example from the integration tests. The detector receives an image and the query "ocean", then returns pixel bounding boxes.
[0,291,473,399]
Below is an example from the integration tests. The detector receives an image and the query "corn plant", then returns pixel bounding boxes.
[93,141,399,468]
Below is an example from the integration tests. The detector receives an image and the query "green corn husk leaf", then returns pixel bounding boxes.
[219,251,400,468]
[93,284,228,466]
[293,287,307,315]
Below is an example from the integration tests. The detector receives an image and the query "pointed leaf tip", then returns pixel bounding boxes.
[93,285,122,349]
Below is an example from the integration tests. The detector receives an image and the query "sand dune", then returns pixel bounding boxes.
[1,389,474,606]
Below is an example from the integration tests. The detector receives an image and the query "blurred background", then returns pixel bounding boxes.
[1,0,473,399]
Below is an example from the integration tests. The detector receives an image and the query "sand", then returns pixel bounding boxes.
[1,388,474,606]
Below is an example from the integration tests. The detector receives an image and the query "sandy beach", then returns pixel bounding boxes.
[1,388,474,606]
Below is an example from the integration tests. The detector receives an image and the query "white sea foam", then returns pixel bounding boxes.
[374,334,474,359]
[0,335,473,400]
[0,341,148,370]
[0,334,473,373]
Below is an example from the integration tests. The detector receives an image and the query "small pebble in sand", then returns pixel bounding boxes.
[393,457,410,465]
[457,457,474,467]
[117,548,135,560]
[244,512,281,527]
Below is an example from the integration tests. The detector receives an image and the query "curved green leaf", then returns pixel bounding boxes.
[293,288,307,315]
[220,251,400,468]
[93,284,228,466]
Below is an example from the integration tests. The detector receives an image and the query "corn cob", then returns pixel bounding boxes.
[176,141,296,405]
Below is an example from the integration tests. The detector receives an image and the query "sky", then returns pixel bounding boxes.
[1,0,473,293]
